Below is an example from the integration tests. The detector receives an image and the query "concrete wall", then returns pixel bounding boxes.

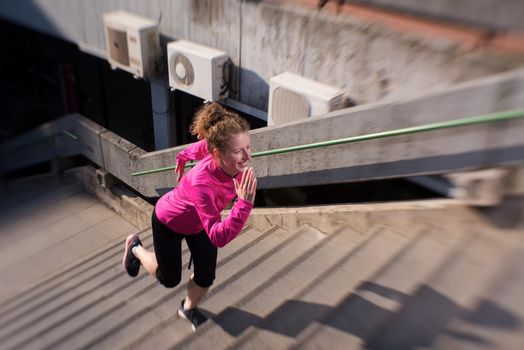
[247,68,524,189]
[2,68,524,197]
[0,0,522,112]
[356,0,524,32]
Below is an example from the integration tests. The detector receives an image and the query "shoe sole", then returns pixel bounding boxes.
[122,234,139,274]
[178,309,197,332]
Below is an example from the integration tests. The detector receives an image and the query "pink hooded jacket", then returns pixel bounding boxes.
[155,140,253,248]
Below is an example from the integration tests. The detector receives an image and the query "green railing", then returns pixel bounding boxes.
[131,109,524,177]
[60,129,79,140]
[1,129,79,154]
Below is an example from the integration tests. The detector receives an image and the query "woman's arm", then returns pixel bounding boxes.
[175,139,209,181]
[191,185,254,248]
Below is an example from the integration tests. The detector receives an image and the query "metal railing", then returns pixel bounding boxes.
[0,129,79,154]
[131,109,524,177]
[60,129,79,140]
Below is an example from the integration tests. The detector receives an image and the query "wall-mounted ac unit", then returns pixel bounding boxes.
[167,40,229,101]
[268,72,345,126]
[103,11,160,78]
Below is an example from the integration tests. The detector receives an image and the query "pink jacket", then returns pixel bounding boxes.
[155,140,253,248]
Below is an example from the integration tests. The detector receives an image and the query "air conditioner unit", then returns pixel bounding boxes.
[167,40,229,101]
[268,72,345,126]
[103,11,160,78]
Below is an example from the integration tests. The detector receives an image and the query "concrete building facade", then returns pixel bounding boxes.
[0,0,522,114]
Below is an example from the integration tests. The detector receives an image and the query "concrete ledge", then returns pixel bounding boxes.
[66,165,476,236]
[506,166,524,196]
[65,165,522,237]
[239,198,469,234]
[477,195,524,229]
[65,166,153,230]
[2,67,524,197]
[95,168,116,189]
[447,168,508,206]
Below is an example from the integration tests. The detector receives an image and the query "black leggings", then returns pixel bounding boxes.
[152,210,217,288]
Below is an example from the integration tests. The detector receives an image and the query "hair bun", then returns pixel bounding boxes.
[190,102,249,152]
[205,107,225,128]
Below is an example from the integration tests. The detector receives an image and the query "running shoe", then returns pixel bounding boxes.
[122,234,142,277]
[178,299,208,331]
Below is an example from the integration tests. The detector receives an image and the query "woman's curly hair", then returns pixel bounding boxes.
[190,102,249,154]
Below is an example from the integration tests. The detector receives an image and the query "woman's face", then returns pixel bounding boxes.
[217,132,252,176]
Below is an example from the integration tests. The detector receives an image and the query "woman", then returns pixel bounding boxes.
[122,102,257,330]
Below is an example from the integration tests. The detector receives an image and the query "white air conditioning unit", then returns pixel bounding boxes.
[268,72,345,126]
[103,11,160,78]
[167,40,229,101]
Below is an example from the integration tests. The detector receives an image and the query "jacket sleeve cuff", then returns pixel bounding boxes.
[237,198,254,210]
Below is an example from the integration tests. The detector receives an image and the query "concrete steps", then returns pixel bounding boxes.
[0,175,76,215]
[0,179,139,303]
[0,180,522,350]
[89,225,326,350]
[170,226,358,349]
[290,226,473,349]
[0,230,151,321]
[226,225,416,350]
[0,231,153,343]
[361,226,523,350]
[137,226,351,350]
[0,181,86,247]
[431,236,524,350]
[0,224,260,350]
[74,225,276,350]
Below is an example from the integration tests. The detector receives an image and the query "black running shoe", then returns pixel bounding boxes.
[122,234,142,277]
[178,299,208,331]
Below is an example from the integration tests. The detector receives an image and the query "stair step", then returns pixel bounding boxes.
[112,226,287,350]
[0,210,137,297]
[0,182,87,247]
[115,225,326,350]
[167,226,355,349]
[21,226,270,349]
[292,224,473,349]
[0,237,159,350]
[362,226,518,350]
[0,229,152,321]
[0,226,262,349]
[0,185,138,304]
[431,234,524,350]
[0,232,155,341]
[0,179,81,222]
[57,226,283,350]
[230,225,418,350]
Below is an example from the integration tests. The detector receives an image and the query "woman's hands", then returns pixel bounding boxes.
[233,167,257,204]
[175,161,186,182]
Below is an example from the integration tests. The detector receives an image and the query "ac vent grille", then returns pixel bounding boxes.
[170,54,195,88]
[107,28,129,66]
[271,88,310,125]
[268,72,345,126]
[167,40,229,101]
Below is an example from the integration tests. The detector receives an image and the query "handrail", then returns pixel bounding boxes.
[60,129,79,140]
[0,129,79,154]
[131,109,524,177]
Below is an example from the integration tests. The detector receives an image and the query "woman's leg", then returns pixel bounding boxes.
[132,245,158,276]
[150,210,183,288]
[184,273,209,309]
[184,230,218,309]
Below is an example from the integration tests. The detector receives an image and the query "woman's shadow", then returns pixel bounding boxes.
[209,281,521,348]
